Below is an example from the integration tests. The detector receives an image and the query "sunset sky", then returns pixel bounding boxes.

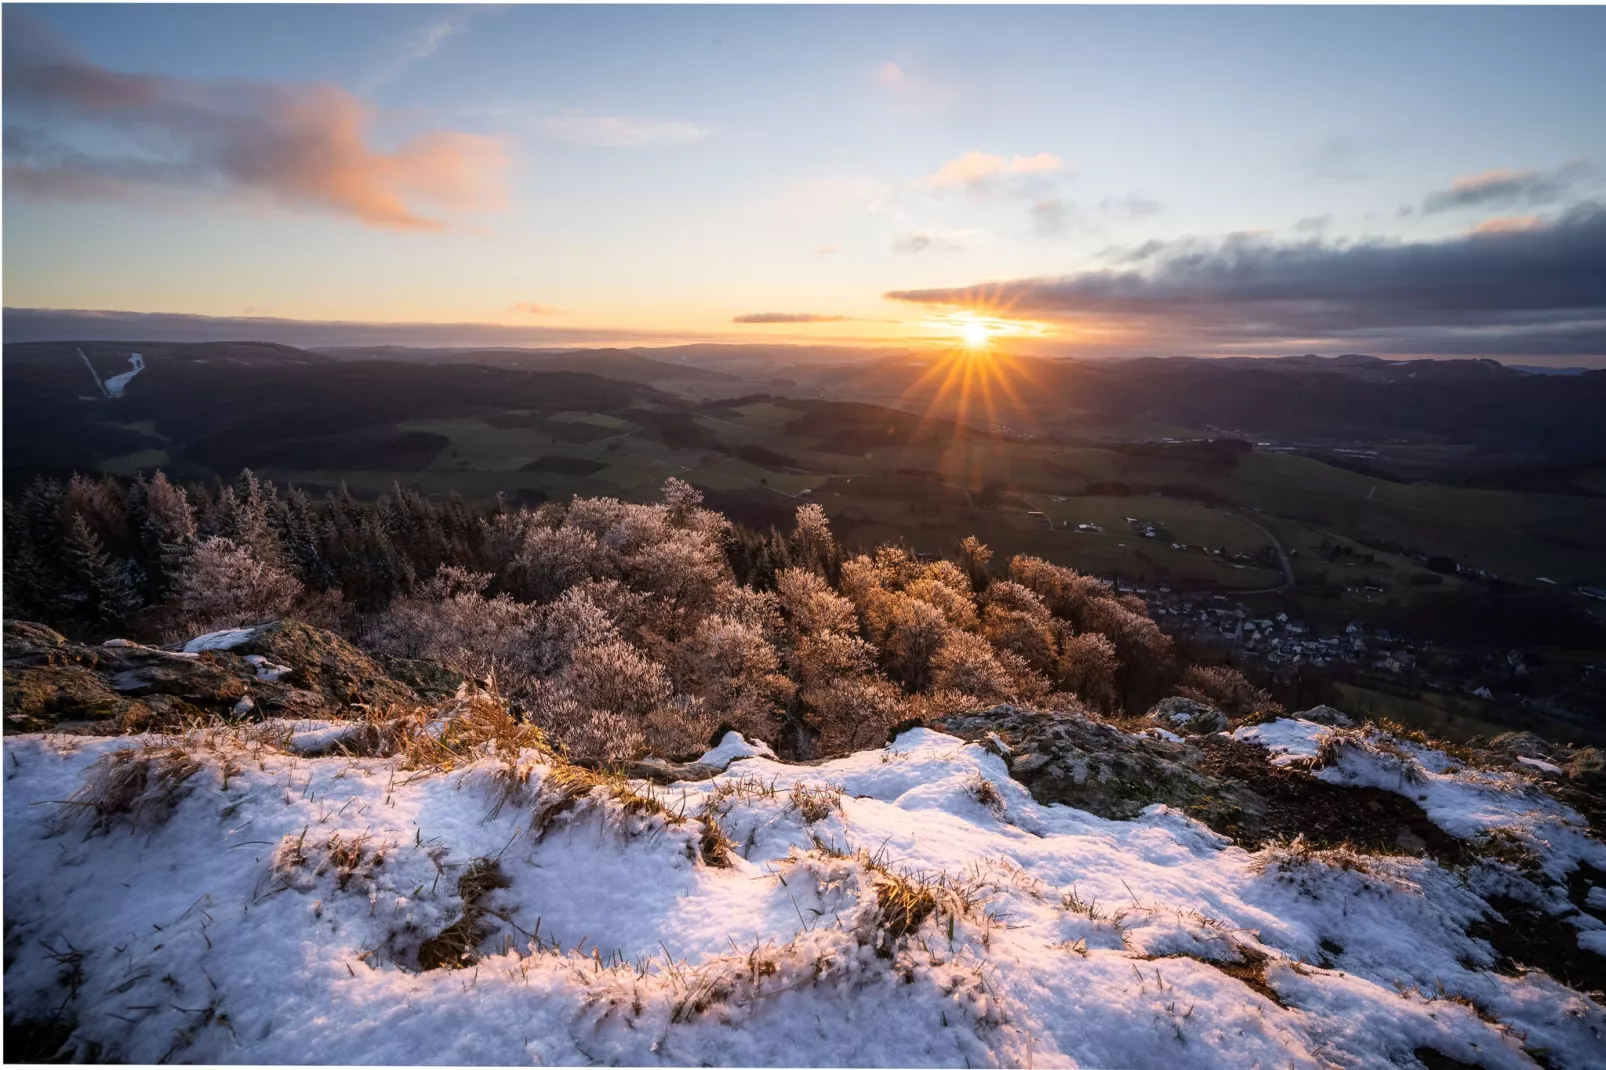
[4,4,1605,361]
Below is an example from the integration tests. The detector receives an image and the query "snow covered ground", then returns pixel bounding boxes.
[102,352,144,397]
[5,721,1604,1067]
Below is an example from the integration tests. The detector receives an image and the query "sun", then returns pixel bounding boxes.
[960,321,991,349]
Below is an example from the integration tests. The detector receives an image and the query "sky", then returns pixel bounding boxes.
[4,4,1605,362]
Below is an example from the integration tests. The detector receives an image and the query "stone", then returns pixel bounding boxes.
[1294,704,1355,727]
[1146,696,1230,735]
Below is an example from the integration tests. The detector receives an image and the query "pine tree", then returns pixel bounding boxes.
[61,513,143,629]
[140,471,199,596]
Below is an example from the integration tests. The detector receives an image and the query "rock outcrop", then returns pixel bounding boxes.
[3,619,423,734]
[1144,696,1229,735]
[936,703,1468,859]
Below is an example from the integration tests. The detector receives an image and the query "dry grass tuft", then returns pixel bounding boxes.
[966,774,1005,815]
[698,812,734,868]
[787,782,844,824]
[270,828,387,894]
[1250,834,1376,876]
[51,744,201,835]
[858,853,985,957]
[417,858,511,971]
[527,761,673,840]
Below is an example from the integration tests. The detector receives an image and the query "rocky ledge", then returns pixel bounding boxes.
[2,619,453,734]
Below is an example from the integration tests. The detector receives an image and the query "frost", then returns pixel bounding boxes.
[5,726,1602,1067]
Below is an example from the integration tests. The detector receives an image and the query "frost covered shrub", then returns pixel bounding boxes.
[930,629,1013,704]
[362,566,541,681]
[1054,631,1119,712]
[175,536,302,631]
[674,614,794,741]
[1177,664,1283,720]
[553,639,673,718]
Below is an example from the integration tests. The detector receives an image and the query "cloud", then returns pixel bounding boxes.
[928,151,1063,190]
[536,114,712,149]
[1099,194,1162,221]
[1304,136,1366,182]
[512,302,561,315]
[1,306,910,351]
[780,176,888,220]
[733,312,854,324]
[1293,215,1332,235]
[2,16,504,230]
[874,61,909,92]
[1422,161,1589,214]
[885,202,1606,357]
[1031,198,1072,238]
[814,243,844,255]
[870,59,957,114]
[890,231,969,254]
[366,10,475,90]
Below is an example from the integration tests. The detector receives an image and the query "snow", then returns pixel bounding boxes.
[1588,885,1606,911]
[1236,719,1606,882]
[1516,755,1564,774]
[102,352,145,397]
[4,724,1602,1067]
[696,730,778,770]
[1580,931,1606,957]
[1230,718,1328,765]
[243,653,292,681]
[182,626,261,653]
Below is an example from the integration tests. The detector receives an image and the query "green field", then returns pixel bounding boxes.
[67,384,1601,605]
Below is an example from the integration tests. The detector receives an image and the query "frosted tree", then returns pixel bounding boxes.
[175,536,302,632]
[1177,664,1282,718]
[1054,630,1120,712]
[929,628,1013,704]
[790,503,836,576]
[956,535,993,592]
[362,565,542,683]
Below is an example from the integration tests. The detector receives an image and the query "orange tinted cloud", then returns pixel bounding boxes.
[1470,216,1542,235]
[3,18,504,230]
[928,151,1063,189]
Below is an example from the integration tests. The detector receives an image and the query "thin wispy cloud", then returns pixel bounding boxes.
[778,176,888,221]
[1099,194,1162,221]
[2,16,504,230]
[1304,135,1366,182]
[928,151,1063,191]
[537,114,712,149]
[365,10,475,91]
[870,58,957,113]
[874,61,909,93]
[1469,216,1543,235]
[733,312,855,324]
[886,203,1606,356]
[1422,161,1589,214]
[890,231,970,254]
[511,302,561,315]
[814,243,844,255]
[1031,198,1072,238]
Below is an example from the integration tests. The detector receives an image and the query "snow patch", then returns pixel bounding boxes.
[1230,717,1328,765]
[103,352,144,397]
[181,626,261,654]
[243,653,291,681]
[696,731,777,770]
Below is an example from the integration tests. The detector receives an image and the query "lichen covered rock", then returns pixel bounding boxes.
[3,619,419,733]
[1145,696,1230,735]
